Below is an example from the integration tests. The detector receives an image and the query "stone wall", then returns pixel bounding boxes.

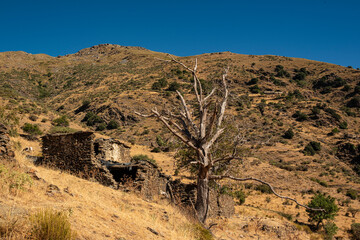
[41,132,116,187]
[107,160,169,199]
[0,123,15,161]
[94,138,130,163]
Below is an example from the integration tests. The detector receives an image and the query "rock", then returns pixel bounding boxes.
[0,123,15,161]
[46,184,61,196]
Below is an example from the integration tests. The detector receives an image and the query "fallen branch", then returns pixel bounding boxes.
[209,175,324,211]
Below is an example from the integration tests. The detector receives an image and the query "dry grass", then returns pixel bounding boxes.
[0,151,205,240]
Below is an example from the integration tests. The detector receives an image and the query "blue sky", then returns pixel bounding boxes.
[0,0,359,67]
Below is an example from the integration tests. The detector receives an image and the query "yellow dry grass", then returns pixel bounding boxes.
[1,152,201,240]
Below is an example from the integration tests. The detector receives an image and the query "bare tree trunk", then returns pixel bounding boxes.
[195,165,210,223]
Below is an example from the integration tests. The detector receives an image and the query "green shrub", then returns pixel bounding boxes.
[286,90,304,100]
[283,128,294,139]
[192,223,214,240]
[246,78,258,85]
[151,147,161,153]
[324,108,341,121]
[255,184,272,194]
[30,209,76,240]
[22,123,42,135]
[52,116,69,127]
[350,223,360,240]
[107,120,119,130]
[346,189,357,200]
[166,82,181,91]
[233,190,246,205]
[306,193,338,229]
[328,128,339,136]
[82,112,103,126]
[151,78,168,90]
[131,154,157,165]
[347,96,360,108]
[292,111,308,122]
[339,121,348,129]
[324,221,338,240]
[249,84,260,93]
[29,115,38,121]
[293,72,307,81]
[303,141,321,156]
[95,123,106,131]
[274,65,290,78]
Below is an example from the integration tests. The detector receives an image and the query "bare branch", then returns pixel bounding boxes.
[135,111,155,118]
[209,175,325,211]
[203,88,217,103]
[204,128,224,151]
[176,90,199,134]
[216,68,229,129]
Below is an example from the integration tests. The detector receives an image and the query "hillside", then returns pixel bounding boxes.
[1,44,360,239]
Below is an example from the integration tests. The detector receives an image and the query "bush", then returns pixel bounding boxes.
[95,123,106,131]
[324,221,338,240]
[293,111,308,122]
[286,90,303,100]
[255,184,272,194]
[52,116,69,127]
[293,72,307,81]
[152,78,168,90]
[324,108,341,121]
[22,123,42,135]
[82,112,103,126]
[350,223,360,240]
[249,85,261,93]
[346,189,357,200]
[166,82,181,92]
[303,141,321,156]
[274,65,290,78]
[246,78,258,85]
[329,128,339,136]
[107,120,119,130]
[75,100,91,113]
[338,121,348,129]
[347,96,360,108]
[306,193,339,229]
[192,223,214,240]
[283,128,294,139]
[233,190,246,205]
[131,154,157,165]
[30,209,76,240]
[29,115,38,121]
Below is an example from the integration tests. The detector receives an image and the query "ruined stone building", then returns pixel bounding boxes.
[40,131,235,217]
[40,132,168,198]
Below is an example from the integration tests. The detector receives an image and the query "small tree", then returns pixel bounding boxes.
[306,193,338,229]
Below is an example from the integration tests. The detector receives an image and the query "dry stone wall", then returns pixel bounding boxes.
[41,132,117,187]
[0,123,15,161]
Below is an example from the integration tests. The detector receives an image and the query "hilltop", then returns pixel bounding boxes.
[1,44,360,239]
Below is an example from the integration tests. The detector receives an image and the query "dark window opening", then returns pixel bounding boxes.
[107,165,139,183]
[94,142,100,155]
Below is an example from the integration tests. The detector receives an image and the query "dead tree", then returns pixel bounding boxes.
[136,55,323,223]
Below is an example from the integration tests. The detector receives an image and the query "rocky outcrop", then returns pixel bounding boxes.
[0,123,15,161]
